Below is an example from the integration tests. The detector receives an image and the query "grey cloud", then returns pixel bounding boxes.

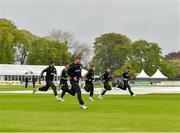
[1,0,179,54]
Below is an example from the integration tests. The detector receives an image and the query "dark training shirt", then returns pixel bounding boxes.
[67,63,82,81]
[84,69,94,82]
[60,68,68,83]
[121,70,131,81]
[40,66,57,81]
[100,71,112,83]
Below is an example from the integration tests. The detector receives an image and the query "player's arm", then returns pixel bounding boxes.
[65,70,71,80]
[61,70,69,80]
[90,71,96,81]
[121,72,128,81]
[67,65,72,77]
[91,72,95,81]
[60,70,65,80]
[110,72,114,78]
[87,72,93,81]
[67,65,74,80]
[40,67,48,78]
[54,67,57,75]
[100,72,105,83]
[84,72,88,80]
[79,64,83,80]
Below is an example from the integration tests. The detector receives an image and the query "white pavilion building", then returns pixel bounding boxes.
[0,64,87,85]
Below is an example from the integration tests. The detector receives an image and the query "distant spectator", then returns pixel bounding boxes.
[32,76,37,88]
[25,76,29,88]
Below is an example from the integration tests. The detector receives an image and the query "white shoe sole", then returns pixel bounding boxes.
[80,107,88,110]
[98,97,103,100]
[89,99,94,102]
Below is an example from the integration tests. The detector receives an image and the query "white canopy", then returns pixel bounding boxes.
[136,69,150,79]
[151,69,168,79]
[0,64,87,76]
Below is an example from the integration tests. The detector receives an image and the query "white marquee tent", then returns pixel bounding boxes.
[136,69,150,79]
[0,64,87,82]
[151,69,168,79]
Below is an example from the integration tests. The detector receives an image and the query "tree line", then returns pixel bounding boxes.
[92,33,175,78]
[0,18,180,78]
[0,19,91,66]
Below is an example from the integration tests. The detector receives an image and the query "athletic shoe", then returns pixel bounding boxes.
[32,88,38,94]
[98,95,103,100]
[56,96,62,101]
[59,98,65,101]
[88,97,94,102]
[132,94,136,97]
[80,105,88,110]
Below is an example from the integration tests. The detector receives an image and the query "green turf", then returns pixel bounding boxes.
[0,83,179,91]
[0,85,36,91]
[0,93,180,132]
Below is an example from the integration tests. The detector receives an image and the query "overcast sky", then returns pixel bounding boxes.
[0,0,180,55]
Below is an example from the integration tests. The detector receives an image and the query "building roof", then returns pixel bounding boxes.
[136,69,150,79]
[151,69,168,79]
[0,64,87,76]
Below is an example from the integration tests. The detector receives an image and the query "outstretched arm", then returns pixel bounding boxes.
[121,72,128,81]
[40,67,48,78]
[100,72,105,83]
[54,67,57,75]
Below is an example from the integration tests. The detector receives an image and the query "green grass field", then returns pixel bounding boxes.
[0,93,180,132]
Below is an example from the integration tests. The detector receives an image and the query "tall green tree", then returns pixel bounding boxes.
[130,40,162,76]
[14,30,31,64]
[92,33,131,73]
[0,19,17,64]
[48,29,92,66]
[114,40,172,78]
[159,59,175,78]
[27,38,72,65]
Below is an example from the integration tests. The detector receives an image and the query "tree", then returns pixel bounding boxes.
[0,19,39,65]
[113,40,175,79]
[0,19,17,64]
[48,29,92,66]
[159,59,175,78]
[164,51,180,78]
[130,40,162,76]
[112,44,132,69]
[14,30,38,64]
[26,38,72,65]
[48,29,79,52]
[92,32,131,73]
[73,43,92,67]
[165,51,180,60]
